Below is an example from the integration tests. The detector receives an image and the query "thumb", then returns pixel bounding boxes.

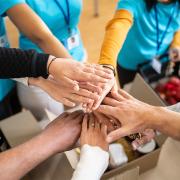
[97,105,117,118]
[107,126,132,143]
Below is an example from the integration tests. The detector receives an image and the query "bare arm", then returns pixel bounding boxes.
[6,3,71,58]
[97,90,180,142]
[0,111,83,180]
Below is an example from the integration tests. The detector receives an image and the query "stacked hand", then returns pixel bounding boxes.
[29,57,114,107]
[82,69,117,112]
[80,114,109,151]
[43,110,84,153]
[97,89,156,149]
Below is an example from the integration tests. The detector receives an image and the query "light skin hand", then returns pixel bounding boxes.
[83,73,116,112]
[97,89,155,143]
[80,114,109,151]
[29,77,100,107]
[131,129,155,150]
[48,57,114,91]
[169,48,180,62]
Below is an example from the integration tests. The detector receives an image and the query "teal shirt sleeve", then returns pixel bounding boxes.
[117,0,140,18]
[0,0,25,16]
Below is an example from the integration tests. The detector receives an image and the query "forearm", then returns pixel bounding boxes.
[0,47,49,79]
[7,4,71,59]
[171,30,180,48]
[98,10,133,68]
[36,32,72,58]
[150,106,180,140]
[0,132,57,180]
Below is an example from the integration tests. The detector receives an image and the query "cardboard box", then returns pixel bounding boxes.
[0,111,41,148]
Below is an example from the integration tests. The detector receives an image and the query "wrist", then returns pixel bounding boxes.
[147,106,165,130]
[101,64,116,76]
[47,55,57,75]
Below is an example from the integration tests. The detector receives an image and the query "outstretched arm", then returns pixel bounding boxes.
[0,111,83,180]
[97,90,180,142]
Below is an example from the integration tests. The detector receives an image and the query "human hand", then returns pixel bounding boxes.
[43,111,84,153]
[131,129,155,150]
[93,111,121,133]
[29,77,101,107]
[97,89,156,143]
[83,74,116,112]
[48,56,113,91]
[169,48,180,62]
[80,114,109,151]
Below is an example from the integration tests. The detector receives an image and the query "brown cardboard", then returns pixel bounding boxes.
[130,74,165,106]
[102,167,139,180]
[0,111,41,147]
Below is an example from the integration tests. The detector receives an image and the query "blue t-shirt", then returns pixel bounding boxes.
[19,0,84,61]
[0,17,14,101]
[0,0,25,101]
[117,0,180,70]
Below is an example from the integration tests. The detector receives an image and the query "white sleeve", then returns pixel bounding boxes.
[167,103,180,113]
[12,78,29,86]
[71,144,109,180]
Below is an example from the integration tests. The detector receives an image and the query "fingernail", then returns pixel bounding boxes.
[74,85,79,91]
[132,142,138,150]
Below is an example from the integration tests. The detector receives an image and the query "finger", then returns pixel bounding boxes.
[79,82,102,94]
[89,113,95,130]
[95,118,100,130]
[69,110,83,119]
[82,114,88,132]
[101,124,108,137]
[107,126,133,143]
[58,112,69,119]
[132,135,153,150]
[81,71,110,83]
[83,65,113,78]
[74,113,84,124]
[86,100,94,113]
[75,88,100,101]
[93,112,115,133]
[97,105,117,118]
[118,89,133,100]
[111,91,125,102]
[60,98,76,107]
[63,77,80,91]
[69,94,92,104]
[103,97,121,107]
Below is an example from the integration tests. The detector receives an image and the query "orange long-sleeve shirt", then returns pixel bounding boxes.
[99,10,180,69]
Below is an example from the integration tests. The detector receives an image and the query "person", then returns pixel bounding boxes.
[0,1,115,116]
[71,114,109,180]
[0,1,112,119]
[97,89,180,146]
[97,0,180,89]
[0,47,113,119]
[0,111,84,180]
[0,112,111,180]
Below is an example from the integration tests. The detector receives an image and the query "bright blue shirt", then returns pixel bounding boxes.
[0,0,25,101]
[19,0,85,62]
[117,0,180,70]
